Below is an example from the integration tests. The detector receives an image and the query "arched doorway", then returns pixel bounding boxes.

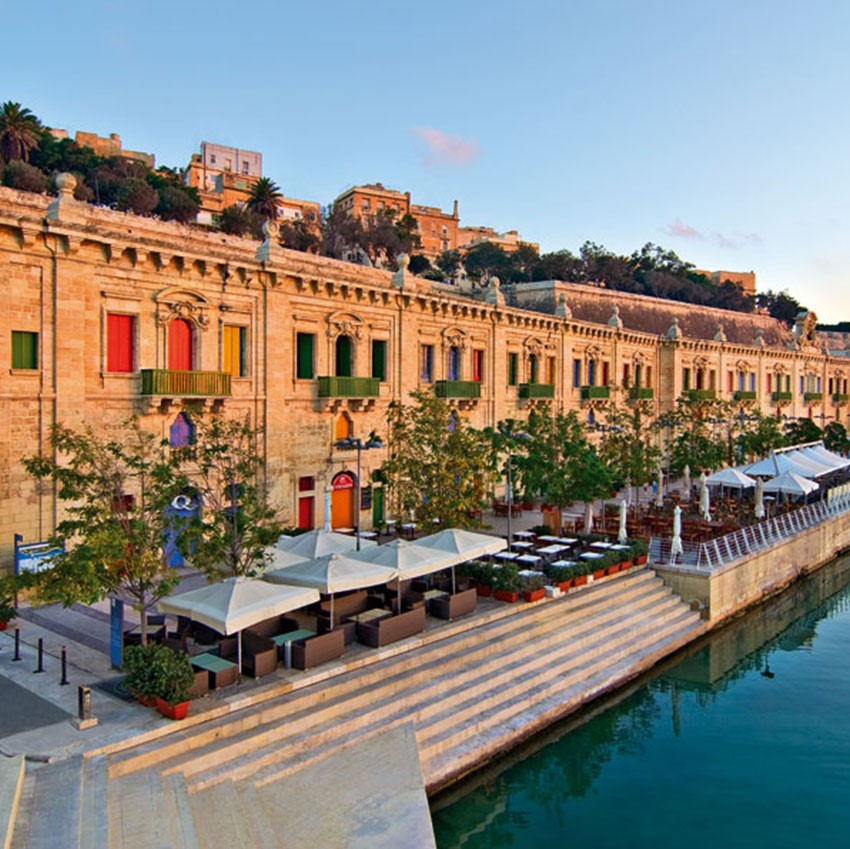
[330,470,356,530]
[168,318,194,371]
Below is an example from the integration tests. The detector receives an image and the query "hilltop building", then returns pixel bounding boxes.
[48,128,155,168]
[185,141,320,228]
[695,269,757,298]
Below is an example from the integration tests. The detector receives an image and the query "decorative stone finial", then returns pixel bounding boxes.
[666,317,682,340]
[262,219,280,241]
[392,252,418,290]
[714,324,727,343]
[753,328,765,348]
[46,172,80,221]
[555,292,572,319]
[256,218,281,263]
[608,305,623,330]
[484,275,505,306]
[397,253,410,271]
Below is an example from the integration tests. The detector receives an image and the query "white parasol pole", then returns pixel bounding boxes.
[324,487,332,531]
[670,505,683,563]
[618,499,628,544]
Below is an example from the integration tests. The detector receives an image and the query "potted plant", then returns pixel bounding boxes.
[631,539,649,566]
[462,561,494,597]
[147,644,195,720]
[547,564,574,592]
[123,643,161,706]
[493,563,520,603]
[521,572,547,603]
[573,561,590,586]
[0,598,15,631]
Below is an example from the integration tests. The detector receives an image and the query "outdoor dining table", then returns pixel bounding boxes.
[271,628,316,669]
[512,531,535,540]
[510,541,535,550]
[590,541,614,549]
[536,535,562,543]
[347,608,393,624]
[517,569,545,578]
[557,538,578,545]
[580,551,605,560]
[422,588,448,613]
[358,531,378,541]
[400,523,417,539]
[191,652,239,689]
[537,544,569,557]
[551,560,577,567]
[494,551,519,561]
[516,554,543,566]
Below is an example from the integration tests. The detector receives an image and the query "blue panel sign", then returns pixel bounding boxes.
[14,534,63,574]
[110,598,124,670]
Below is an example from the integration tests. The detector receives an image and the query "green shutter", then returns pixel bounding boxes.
[508,353,518,386]
[12,331,37,369]
[296,333,314,379]
[372,340,386,381]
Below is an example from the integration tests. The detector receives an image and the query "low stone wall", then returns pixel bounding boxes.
[655,511,850,624]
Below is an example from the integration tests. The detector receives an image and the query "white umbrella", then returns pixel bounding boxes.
[584,502,594,534]
[263,552,398,630]
[743,453,817,479]
[275,528,377,558]
[763,472,819,498]
[352,538,454,610]
[158,577,320,676]
[755,477,765,519]
[705,467,757,489]
[416,528,507,593]
[655,469,664,508]
[700,478,711,522]
[683,464,691,495]
[618,499,628,544]
[670,505,683,562]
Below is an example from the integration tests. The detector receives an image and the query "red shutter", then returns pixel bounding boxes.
[168,319,193,371]
[107,314,133,372]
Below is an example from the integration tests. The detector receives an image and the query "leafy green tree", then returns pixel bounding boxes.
[155,185,200,223]
[321,201,369,260]
[756,289,806,326]
[656,397,728,475]
[178,415,285,579]
[824,421,850,454]
[0,102,43,163]
[509,410,613,525]
[116,177,159,215]
[393,212,422,254]
[22,421,185,644]
[597,401,661,491]
[381,390,491,528]
[463,241,512,283]
[218,204,264,239]
[783,417,822,445]
[279,209,322,253]
[3,160,48,192]
[436,249,462,279]
[407,254,432,275]
[737,413,787,460]
[246,176,282,221]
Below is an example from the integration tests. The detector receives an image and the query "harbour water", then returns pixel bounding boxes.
[431,555,850,849]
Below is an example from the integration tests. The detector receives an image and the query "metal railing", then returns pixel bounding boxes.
[140,369,231,396]
[651,487,850,571]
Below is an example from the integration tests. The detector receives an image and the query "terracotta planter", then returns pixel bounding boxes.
[593,569,606,580]
[0,621,8,632]
[634,555,648,565]
[620,561,632,571]
[135,694,157,708]
[606,565,620,576]
[522,588,546,603]
[155,698,190,721]
[573,575,588,587]
[475,584,492,598]
[494,589,519,603]
[557,579,573,592]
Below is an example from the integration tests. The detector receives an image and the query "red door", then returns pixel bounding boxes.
[168,319,193,371]
[298,496,315,530]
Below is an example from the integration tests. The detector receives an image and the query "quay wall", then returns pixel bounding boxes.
[654,511,850,624]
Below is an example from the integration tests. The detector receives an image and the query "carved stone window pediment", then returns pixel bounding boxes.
[327,311,364,340]
[155,288,210,330]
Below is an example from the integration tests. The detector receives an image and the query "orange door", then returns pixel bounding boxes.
[168,319,193,371]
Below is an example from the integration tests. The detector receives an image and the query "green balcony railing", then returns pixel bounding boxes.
[435,380,481,399]
[317,376,380,398]
[140,369,231,397]
[803,392,823,403]
[628,387,654,400]
[833,393,849,405]
[771,391,793,402]
[684,389,716,402]
[519,383,555,399]
[580,385,610,400]
[733,390,757,401]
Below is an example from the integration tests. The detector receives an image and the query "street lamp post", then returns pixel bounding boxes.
[335,434,383,550]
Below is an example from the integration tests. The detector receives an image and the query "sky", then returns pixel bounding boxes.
[2,0,849,319]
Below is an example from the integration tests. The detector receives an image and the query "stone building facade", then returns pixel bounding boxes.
[1,182,846,572]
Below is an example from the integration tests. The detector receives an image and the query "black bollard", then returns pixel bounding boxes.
[34,637,44,673]
[60,645,69,686]
[12,626,21,662]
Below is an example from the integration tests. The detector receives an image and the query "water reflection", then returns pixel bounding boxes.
[432,554,850,849]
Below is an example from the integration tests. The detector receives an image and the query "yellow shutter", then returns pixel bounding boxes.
[223,326,239,376]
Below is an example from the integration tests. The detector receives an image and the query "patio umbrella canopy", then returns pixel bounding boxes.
[743,453,820,479]
[802,443,850,470]
[670,505,683,562]
[416,528,507,593]
[763,472,819,497]
[618,499,628,544]
[700,479,711,522]
[263,552,397,594]
[705,468,757,489]
[274,528,377,558]
[755,477,766,519]
[158,577,319,636]
[351,538,455,581]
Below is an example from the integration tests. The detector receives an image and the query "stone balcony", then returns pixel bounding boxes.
[317,376,380,411]
[580,385,610,401]
[140,368,230,411]
[518,382,555,400]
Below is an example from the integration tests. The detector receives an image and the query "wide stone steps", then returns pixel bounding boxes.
[109,569,660,782]
[171,574,686,793]
[147,573,669,789]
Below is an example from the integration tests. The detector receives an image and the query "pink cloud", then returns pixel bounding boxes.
[413,127,480,167]
[666,218,704,240]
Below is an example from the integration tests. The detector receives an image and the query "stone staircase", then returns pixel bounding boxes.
[9,568,706,849]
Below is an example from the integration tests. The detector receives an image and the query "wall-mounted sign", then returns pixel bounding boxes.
[332,471,356,491]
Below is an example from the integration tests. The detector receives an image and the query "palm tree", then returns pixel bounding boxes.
[246,177,282,221]
[0,102,43,163]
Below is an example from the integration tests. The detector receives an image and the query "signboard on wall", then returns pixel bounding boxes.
[332,472,356,491]
[14,534,63,574]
